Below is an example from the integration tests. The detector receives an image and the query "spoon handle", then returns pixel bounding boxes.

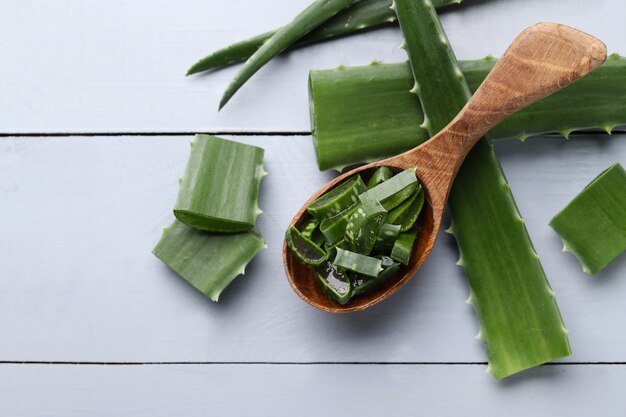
[441,23,607,160]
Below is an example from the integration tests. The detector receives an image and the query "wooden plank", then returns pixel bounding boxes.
[0,0,623,133]
[1,363,625,416]
[0,134,625,362]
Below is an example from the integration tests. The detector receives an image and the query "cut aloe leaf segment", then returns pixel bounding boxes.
[550,163,626,275]
[393,0,570,379]
[325,239,347,258]
[373,223,402,254]
[316,262,352,305]
[359,168,418,210]
[391,228,418,266]
[286,169,424,305]
[387,186,425,232]
[302,219,325,246]
[345,198,387,255]
[286,226,328,267]
[173,135,266,233]
[153,221,266,302]
[367,166,394,189]
[351,257,400,297]
[320,202,359,245]
[333,248,383,278]
[301,219,319,239]
[308,175,366,219]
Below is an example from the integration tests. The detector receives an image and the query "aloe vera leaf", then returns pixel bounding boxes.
[373,223,401,253]
[345,198,387,255]
[549,163,626,275]
[320,202,360,245]
[394,0,570,379]
[367,166,394,189]
[309,55,626,171]
[316,262,352,305]
[325,239,347,258]
[472,54,626,140]
[186,0,460,75]
[188,31,275,76]
[286,226,328,267]
[358,169,418,210]
[153,221,266,302]
[351,257,400,297]
[310,61,427,171]
[308,175,366,219]
[333,248,383,278]
[385,186,416,221]
[390,227,417,265]
[387,186,425,232]
[173,135,265,233]
[219,0,357,109]
[301,219,319,239]
[301,219,325,246]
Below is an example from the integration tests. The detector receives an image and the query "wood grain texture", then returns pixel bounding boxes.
[1,135,626,363]
[1,364,626,416]
[284,23,606,313]
[0,0,623,133]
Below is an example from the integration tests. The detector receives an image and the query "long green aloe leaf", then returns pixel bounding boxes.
[550,163,626,275]
[219,0,357,109]
[393,0,570,379]
[309,55,626,170]
[187,0,461,75]
[174,135,266,233]
[153,221,266,302]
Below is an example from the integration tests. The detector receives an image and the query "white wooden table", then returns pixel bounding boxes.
[1,0,625,415]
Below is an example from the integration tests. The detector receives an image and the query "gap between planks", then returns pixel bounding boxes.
[2,361,626,366]
[0,131,624,138]
[0,131,311,138]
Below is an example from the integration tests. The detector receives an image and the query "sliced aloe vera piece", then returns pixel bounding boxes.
[550,163,626,275]
[309,55,626,171]
[301,219,325,246]
[286,226,328,267]
[351,257,400,297]
[367,167,393,189]
[320,202,359,245]
[219,0,356,109]
[386,188,417,222]
[316,262,352,305]
[153,221,266,302]
[373,223,401,254]
[345,198,387,255]
[358,169,418,210]
[333,248,383,278]
[173,135,265,233]
[387,186,425,232]
[186,0,461,75]
[394,0,570,379]
[301,219,319,239]
[308,175,366,219]
[390,228,417,266]
[325,239,347,258]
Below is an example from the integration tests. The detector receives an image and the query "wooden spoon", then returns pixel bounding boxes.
[284,22,607,313]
